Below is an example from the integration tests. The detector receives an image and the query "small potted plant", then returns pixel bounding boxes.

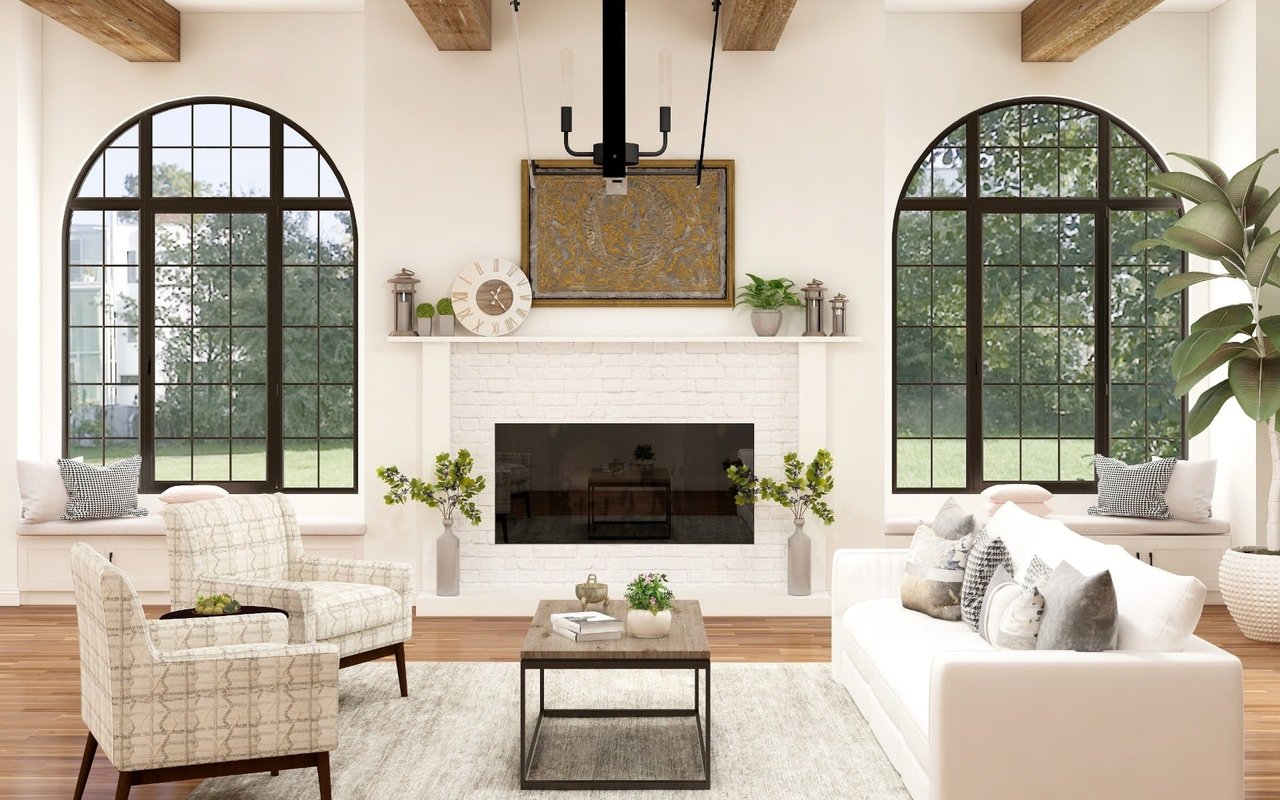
[415,301,435,337]
[727,449,834,596]
[633,444,655,472]
[625,572,675,638]
[377,451,485,597]
[436,297,455,336]
[735,274,804,337]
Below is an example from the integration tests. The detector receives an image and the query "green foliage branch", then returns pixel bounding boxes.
[1136,150,1280,436]
[734,274,804,311]
[377,450,485,526]
[726,449,835,525]
[624,572,675,614]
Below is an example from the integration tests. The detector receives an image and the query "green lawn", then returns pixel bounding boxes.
[70,440,354,488]
[897,438,1095,488]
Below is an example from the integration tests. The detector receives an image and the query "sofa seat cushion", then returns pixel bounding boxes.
[309,581,403,640]
[841,598,992,765]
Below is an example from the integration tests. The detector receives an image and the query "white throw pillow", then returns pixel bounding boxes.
[982,501,1052,517]
[981,483,1053,504]
[158,485,230,504]
[16,459,74,522]
[1162,459,1216,523]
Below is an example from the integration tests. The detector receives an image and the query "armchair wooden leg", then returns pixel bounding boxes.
[73,732,97,800]
[113,771,132,800]
[395,642,409,698]
[270,770,280,776]
[316,752,332,800]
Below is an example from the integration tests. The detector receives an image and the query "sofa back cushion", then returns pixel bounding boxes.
[985,502,1204,652]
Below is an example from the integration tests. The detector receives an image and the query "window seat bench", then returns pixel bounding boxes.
[885,514,1231,603]
[15,513,366,605]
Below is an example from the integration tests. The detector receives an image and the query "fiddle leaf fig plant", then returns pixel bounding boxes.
[377,450,485,526]
[726,449,835,525]
[1136,149,1280,549]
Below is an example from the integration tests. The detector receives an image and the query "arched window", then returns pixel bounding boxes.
[65,98,357,492]
[893,98,1185,492]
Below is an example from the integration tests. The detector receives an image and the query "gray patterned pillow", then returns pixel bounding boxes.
[59,456,148,521]
[1089,455,1176,519]
[960,532,1012,631]
[1020,554,1053,590]
[901,524,966,621]
[1037,562,1119,652]
[978,566,1044,650]
[931,496,975,541]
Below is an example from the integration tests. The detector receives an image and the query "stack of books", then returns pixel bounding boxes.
[550,610,624,642]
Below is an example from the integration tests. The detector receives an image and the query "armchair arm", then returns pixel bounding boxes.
[293,556,412,595]
[929,646,1243,800]
[191,576,315,643]
[148,613,289,653]
[831,549,907,683]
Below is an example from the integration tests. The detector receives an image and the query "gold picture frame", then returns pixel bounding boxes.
[520,159,735,307]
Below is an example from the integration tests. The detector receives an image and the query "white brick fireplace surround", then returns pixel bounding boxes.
[409,337,854,616]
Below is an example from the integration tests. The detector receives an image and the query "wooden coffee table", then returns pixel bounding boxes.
[518,599,711,790]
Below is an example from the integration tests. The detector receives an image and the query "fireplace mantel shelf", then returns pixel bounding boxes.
[386,335,862,344]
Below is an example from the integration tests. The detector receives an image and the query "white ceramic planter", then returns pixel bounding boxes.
[627,608,673,638]
[1220,547,1280,641]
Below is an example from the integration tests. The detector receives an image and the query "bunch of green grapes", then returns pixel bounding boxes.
[194,594,242,615]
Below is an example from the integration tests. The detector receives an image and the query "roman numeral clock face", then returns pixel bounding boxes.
[450,258,533,337]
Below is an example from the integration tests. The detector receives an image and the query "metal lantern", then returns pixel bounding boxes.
[830,293,850,337]
[388,268,421,337]
[802,279,827,337]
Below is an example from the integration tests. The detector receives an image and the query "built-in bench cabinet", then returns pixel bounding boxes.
[885,514,1232,604]
[16,515,366,605]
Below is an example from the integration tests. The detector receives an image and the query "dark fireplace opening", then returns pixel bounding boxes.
[493,423,755,544]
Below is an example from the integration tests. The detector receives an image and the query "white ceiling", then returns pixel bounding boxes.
[886,0,1225,10]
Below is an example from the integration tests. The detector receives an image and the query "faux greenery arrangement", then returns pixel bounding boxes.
[436,297,454,316]
[625,572,675,614]
[734,274,804,311]
[1136,150,1280,549]
[194,593,241,615]
[633,444,655,461]
[377,450,485,526]
[415,301,435,319]
[726,449,835,524]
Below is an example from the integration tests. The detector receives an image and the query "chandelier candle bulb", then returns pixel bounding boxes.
[659,48,672,106]
[561,48,574,108]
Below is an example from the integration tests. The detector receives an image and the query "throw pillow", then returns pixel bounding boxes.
[981,483,1053,504]
[960,532,1013,631]
[1037,561,1119,652]
[1021,554,1054,590]
[1089,455,1176,519]
[59,456,148,521]
[158,484,230,504]
[981,501,1052,517]
[978,566,1043,650]
[1163,459,1216,523]
[901,523,967,621]
[931,496,976,541]
[979,568,1017,644]
[17,458,78,523]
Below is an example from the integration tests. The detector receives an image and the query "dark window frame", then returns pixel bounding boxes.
[892,96,1187,495]
[62,96,359,494]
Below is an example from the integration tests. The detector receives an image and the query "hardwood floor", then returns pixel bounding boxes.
[0,605,1273,798]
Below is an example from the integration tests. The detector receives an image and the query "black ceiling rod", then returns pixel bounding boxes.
[696,0,722,187]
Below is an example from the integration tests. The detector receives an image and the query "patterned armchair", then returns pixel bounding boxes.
[70,543,338,800]
[166,494,414,696]
[495,451,533,543]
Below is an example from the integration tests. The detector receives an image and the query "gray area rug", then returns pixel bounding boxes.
[503,515,753,544]
[187,662,907,800]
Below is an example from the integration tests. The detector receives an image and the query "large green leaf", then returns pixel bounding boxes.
[1187,379,1235,437]
[1229,352,1280,422]
[1190,303,1253,334]
[1173,324,1245,377]
[1158,201,1246,268]
[1170,153,1230,189]
[1147,172,1230,207]
[1155,271,1228,299]
[1246,230,1280,287]
[1259,315,1280,346]
[1244,185,1270,224]
[1175,343,1250,396]
[1226,150,1279,215]
[1253,189,1280,232]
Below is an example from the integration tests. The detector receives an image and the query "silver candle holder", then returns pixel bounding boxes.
[802,279,827,337]
[830,293,849,337]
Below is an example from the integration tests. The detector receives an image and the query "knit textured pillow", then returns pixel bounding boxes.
[1089,455,1176,519]
[59,456,148,521]
[960,532,1013,632]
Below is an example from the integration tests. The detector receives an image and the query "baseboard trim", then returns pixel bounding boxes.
[0,589,20,607]
[415,586,831,617]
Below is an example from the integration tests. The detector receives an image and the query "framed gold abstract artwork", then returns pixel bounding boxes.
[520,160,734,306]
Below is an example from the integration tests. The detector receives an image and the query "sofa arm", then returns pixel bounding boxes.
[192,576,315,644]
[147,612,289,652]
[831,549,908,684]
[929,647,1243,800]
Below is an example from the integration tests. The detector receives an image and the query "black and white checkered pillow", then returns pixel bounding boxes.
[1089,455,1175,519]
[961,532,1013,632]
[59,456,148,520]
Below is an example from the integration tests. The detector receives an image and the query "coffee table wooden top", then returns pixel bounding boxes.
[521,599,709,661]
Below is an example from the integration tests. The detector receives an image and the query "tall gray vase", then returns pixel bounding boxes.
[437,519,459,597]
[788,519,811,596]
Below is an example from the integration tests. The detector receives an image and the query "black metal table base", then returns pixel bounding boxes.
[519,659,711,790]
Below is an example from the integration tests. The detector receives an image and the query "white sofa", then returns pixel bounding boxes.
[832,507,1244,800]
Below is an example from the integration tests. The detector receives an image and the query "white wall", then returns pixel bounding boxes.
[883,11,1212,517]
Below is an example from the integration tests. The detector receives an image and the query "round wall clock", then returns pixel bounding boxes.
[450,258,533,337]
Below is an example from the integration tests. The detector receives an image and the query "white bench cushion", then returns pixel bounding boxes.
[885,513,1229,536]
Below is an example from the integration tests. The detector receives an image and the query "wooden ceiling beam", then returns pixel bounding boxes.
[1022,0,1162,62]
[21,0,179,62]
[722,0,797,52]
[404,0,492,52]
